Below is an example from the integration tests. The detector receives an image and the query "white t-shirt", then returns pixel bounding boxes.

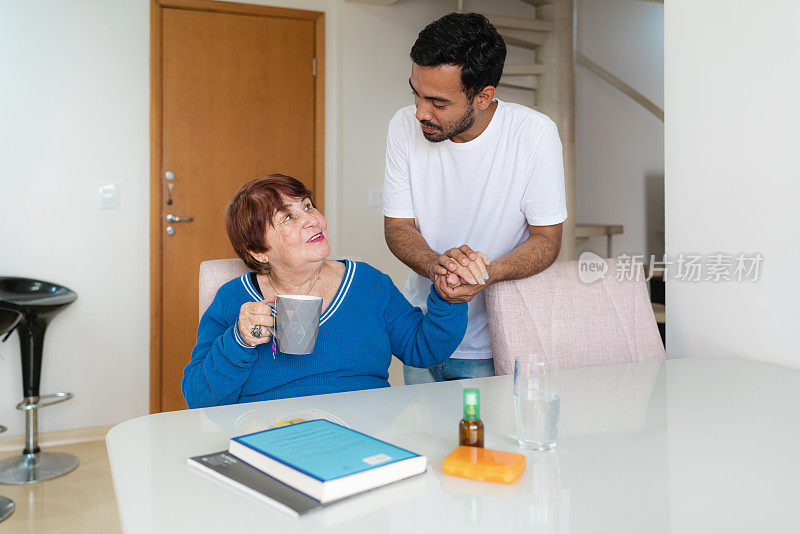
[382,99,568,359]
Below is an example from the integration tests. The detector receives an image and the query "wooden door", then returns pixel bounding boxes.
[150,0,324,412]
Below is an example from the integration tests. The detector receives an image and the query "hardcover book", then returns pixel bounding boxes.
[188,451,324,518]
[228,419,427,503]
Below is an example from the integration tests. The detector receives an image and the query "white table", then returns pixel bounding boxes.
[106,357,800,533]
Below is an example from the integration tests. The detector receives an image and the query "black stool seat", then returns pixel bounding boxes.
[0,277,79,485]
[0,277,77,312]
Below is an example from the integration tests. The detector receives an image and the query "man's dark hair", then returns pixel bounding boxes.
[410,13,507,100]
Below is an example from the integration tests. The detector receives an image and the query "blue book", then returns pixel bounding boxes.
[228,419,427,502]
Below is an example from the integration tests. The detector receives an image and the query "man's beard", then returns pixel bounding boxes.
[420,105,476,143]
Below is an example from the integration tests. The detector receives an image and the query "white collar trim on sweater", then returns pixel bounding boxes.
[238,260,356,326]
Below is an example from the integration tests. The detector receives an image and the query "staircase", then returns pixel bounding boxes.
[459,5,553,94]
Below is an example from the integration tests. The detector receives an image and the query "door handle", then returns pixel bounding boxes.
[166,214,194,223]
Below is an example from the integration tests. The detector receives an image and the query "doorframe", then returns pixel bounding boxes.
[149,0,325,412]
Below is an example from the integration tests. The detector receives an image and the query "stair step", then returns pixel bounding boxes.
[503,63,546,76]
[500,28,548,49]
[344,0,401,4]
[499,76,538,91]
[482,13,554,32]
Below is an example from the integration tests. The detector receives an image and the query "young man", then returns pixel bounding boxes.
[383,13,567,383]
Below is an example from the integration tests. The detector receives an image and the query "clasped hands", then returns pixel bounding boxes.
[430,245,492,304]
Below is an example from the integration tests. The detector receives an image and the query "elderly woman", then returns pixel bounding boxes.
[182,174,467,408]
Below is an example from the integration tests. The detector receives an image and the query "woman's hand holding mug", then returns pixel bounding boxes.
[237,298,276,347]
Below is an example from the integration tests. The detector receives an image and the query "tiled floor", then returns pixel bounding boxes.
[0,440,121,533]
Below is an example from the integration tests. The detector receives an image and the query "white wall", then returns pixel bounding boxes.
[337,0,449,283]
[0,0,150,436]
[575,0,664,258]
[665,1,800,366]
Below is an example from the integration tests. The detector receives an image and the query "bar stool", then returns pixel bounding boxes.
[0,426,12,522]
[0,306,21,520]
[0,277,79,484]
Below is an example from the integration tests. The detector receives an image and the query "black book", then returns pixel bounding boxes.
[188,451,328,517]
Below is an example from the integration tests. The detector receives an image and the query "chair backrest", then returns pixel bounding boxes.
[485,259,665,375]
[199,256,364,318]
[199,259,250,318]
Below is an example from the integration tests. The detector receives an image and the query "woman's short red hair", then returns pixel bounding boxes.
[225,174,314,273]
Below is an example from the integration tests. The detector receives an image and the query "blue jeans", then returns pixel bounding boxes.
[403,358,495,384]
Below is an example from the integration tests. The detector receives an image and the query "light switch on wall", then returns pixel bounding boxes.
[98,184,118,209]
[368,185,382,208]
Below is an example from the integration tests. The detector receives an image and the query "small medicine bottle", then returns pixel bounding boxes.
[459,388,484,448]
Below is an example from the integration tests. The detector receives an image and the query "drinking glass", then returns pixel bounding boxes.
[514,353,560,450]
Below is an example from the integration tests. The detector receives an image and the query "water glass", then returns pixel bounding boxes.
[514,353,560,450]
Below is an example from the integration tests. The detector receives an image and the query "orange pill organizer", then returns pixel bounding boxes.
[442,445,526,484]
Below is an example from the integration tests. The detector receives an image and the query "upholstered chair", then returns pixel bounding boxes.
[485,259,665,376]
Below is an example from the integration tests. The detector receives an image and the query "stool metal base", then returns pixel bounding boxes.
[0,451,79,485]
[0,496,13,522]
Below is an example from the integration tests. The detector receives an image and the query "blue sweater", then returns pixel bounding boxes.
[182,260,467,408]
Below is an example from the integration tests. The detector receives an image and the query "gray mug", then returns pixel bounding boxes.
[265,294,323,355]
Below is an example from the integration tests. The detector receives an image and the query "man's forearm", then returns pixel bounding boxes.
[490,231,561,283]
[384,218,439,280]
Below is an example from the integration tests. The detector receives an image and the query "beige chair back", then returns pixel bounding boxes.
[485,259,665,375]
[199,259,250,318]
